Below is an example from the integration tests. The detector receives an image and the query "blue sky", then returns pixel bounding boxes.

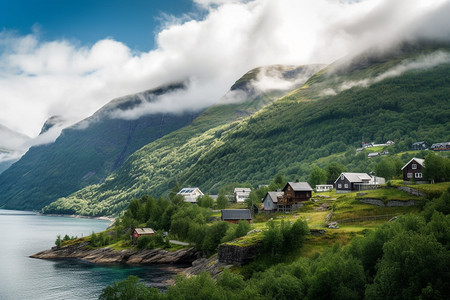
[0,0,196,51]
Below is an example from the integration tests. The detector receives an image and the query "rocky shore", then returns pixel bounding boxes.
[30,242,200,265]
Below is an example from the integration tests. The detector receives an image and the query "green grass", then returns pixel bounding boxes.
[357,188,422,202]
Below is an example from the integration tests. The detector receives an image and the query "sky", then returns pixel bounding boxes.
[0,0,449,141]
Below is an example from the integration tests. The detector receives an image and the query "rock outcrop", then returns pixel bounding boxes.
[30,242,200,265]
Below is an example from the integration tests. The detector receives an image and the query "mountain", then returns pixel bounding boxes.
[0,83,202,210]
[40,42,450,216]
[39,64,324,215]
[0,125,31,174]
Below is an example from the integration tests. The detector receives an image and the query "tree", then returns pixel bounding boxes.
[423,153,450,183]
[216,193,228,209]
[197,194,214,208]
[55,235,62,248]
[375,157,396,180]
[308,166,327,188]
[100,275,159,300]
[325,162,347,181]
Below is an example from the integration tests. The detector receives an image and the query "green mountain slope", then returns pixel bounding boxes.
[44,43,450,216]
[41,65,323,215]
[0,83,201,210]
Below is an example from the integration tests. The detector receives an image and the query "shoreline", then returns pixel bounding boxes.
[37,213,116,226]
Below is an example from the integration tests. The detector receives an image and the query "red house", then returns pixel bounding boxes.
[221,209,252,224]
[132,228,154,239]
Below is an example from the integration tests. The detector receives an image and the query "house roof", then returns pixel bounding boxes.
[412,141,426,145]
[178,187,203,195]
[401,157,425,170]
[134,228,154,235]
[283,182,313,192]
[335,172,372,183]
[221,209,252,220]
[234,188,251,193]
[262,191,284,203]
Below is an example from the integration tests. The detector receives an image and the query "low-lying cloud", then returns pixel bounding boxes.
[0,0,449,140]
[322,50,450,95]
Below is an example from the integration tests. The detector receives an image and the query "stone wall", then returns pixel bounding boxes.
[359,198,418,207]
[397,186,426,197]
[218,244,259,266]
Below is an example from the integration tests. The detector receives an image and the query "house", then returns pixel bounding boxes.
[132,228,154,240]
[234,188,251,203]
[221,209,252,224]
[431,142,450,151]
[335,172,385,193]
[262,191,284,211]
[401,157,426,183]
[177,187,204,203]
[412,141,427,151]
[368,152,380,158]
[277,181,313,212]
[316,184,333,192]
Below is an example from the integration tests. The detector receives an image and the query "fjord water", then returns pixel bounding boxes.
[0,209,164,300]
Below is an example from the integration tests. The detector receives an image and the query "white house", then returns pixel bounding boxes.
[316,184,333,192]
[234,188,251,202]
[177,187,204,203]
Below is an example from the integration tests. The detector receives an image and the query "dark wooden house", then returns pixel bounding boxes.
[402,157,426,183]
[221,209,252,224]
[412,141,427,151]
[335,172,373,193]
[277,181,313,212]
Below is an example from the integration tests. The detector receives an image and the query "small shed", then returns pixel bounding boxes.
[316,184,333,192]
[221,209,252,224]
[132,228,154,239]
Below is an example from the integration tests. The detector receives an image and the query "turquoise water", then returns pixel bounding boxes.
[0,209,173,300]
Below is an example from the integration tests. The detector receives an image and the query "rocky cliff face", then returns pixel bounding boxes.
[218,243,259,266]
[30,242,200,265]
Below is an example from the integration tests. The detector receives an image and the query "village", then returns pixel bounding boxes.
[132,140,450,246]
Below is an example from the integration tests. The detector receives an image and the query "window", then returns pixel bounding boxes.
[344,184,348,188]
[338,184,342,188]
[412,164,417,169]
[415,173,422,178]
[407,173,413,178]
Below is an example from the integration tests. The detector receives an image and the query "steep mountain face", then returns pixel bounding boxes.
[0,125,30,174]
[41,64,324,215]
[0,83,200,210]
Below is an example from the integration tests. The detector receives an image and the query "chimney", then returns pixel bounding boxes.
[295,179,299,182]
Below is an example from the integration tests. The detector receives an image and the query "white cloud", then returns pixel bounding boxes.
[0,0,449,139]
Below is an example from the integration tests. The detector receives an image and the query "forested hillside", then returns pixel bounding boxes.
[0,84,199,210]
[41,43,450,216]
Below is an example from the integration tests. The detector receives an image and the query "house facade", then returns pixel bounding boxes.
[262,191,284,211]
[234,188,251,203]
[335,172,384,193]
[277,181,313,212]
[402,157,426,183]
[412,141,427,151]
[431,142,450,151]
[177,187,204,203]
[221,209,252,224]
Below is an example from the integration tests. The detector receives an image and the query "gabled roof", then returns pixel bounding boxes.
[335,172,372,183]
[283,182,313,192]
[134,228,154,235]
[401,157,425,170]
[262,191,284,203]
[221,209,252,220]
[412,141,426,145]
[234,188,251,193]
[178,187,203,195]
